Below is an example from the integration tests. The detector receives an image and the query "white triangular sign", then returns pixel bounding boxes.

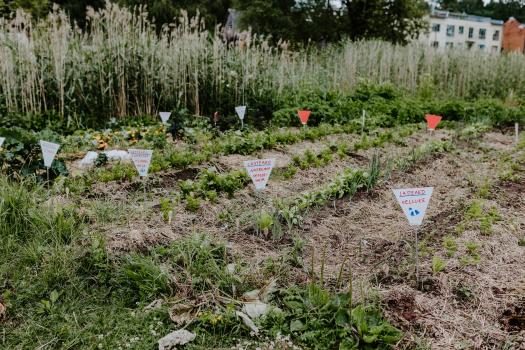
[392,187,433,226]
[0,137,5,148]
[40,140,60,168]
[159,112,171,124]
[235,106,246,120]
[244,158,275,190]
[128,149,153,177]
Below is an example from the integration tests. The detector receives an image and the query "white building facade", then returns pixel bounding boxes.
[419,10,504,52]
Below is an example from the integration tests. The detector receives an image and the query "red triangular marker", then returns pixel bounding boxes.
[425,114,442,131]
[298,110,311,126]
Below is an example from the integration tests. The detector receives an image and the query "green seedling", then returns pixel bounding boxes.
[442,236,458,257]
[432,256,446,274]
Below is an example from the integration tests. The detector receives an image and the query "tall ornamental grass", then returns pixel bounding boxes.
[1,1,525,125]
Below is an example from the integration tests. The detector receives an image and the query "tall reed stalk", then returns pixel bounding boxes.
[1,1,525,125]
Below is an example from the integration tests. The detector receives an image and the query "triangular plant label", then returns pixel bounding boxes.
[40,140,60,168]
[0,137,5,148]
[235,106,246,120]
[425,115,442,131]
[392,187,434,226]
[298,110,311,125]
[244,158,275,190]
[159,112,171,124]
[128,149,153,177]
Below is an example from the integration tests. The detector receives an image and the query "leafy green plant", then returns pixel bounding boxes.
[185,196,201,212]
[460,241,481,266]
[261,284,402,349]
[442,236,458,257]
[36,290,60,315]
[159,198,175,221]
[466,201,483,220]
[179,169,249,203]
[431,256,446,274]
[94,152,108,167]
[255,211,274,238]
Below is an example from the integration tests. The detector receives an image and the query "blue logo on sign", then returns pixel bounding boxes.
[409,208,420,216]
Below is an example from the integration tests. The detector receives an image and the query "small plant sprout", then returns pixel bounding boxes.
[256,211,274,238]
[432,256,446,274]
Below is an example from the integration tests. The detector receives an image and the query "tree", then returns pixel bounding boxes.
[235,0,299,42]
[343,0,428,44]
[438,0,525,23]
[117,0,231,29]
[0,0,51,18]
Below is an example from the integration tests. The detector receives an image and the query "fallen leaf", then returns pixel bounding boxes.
[169,304,195,326]
[158,329,196,350]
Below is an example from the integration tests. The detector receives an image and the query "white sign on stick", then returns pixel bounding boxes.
[244,158,275,190]
[128,149,153,177]
[159,112,171,124]
[0,137,5,148]
[392,187,433,226]
[235,106,247,120]
[40,140,60,168]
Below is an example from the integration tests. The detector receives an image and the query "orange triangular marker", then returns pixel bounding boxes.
[425,114,442,131]
[298,110,311,125]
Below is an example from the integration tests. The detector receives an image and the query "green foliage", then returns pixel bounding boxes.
[345,0,428,44]
[442,236,458,257]
[261,284,402,349]
[185,195,201,212]
[179,169,250,203]
[116,254,171,304]
[155,234,241,297]
[92,163,135,183]
[460,241,481,266]
[0,127,68,180]
[237,0,427,45]
[431,256,447,274]
[159,198,175,221]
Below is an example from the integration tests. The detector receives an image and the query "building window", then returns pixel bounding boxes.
[446,25,455,37]
[431,41,439,48]
[479,44,486,50]
[493,30,500,41]
[459,26,464,34]
[479,28,486,40]
[445,42,453,49]
[432,23,440,32]
[468,27,474,38]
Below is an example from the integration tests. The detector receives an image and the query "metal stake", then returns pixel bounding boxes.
[143,176,147,220]
[46,167,50,192]
[516,123,519,144]
[414,226,420,286]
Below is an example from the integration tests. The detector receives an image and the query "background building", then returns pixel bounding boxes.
[502,17,525,53]
[420,9,504,52]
